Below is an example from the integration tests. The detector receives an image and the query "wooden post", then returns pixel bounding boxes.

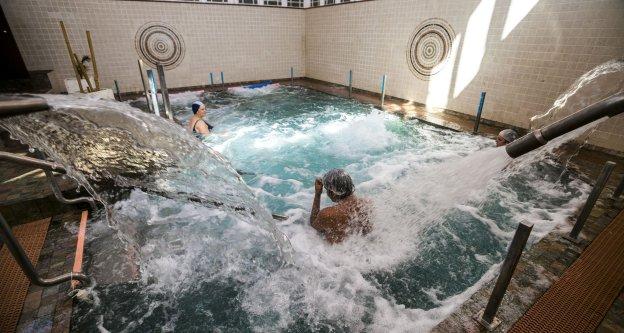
[73,53,94,92]
[567,161,616,241]
[59,21,85,93]
[86,31,100,91]
[476,222,533,330]
[613,173,624,199]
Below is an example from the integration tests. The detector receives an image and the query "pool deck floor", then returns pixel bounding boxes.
[2,81,624,332]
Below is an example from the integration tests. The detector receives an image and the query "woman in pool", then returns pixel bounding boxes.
[187,101,214,135]
[310,169,372,244]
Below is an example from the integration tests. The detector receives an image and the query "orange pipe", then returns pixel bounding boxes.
[71,210,88,288]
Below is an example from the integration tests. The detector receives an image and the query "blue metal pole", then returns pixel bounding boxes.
[210,72,214,85]
[221,71,225,89]
[291,67,294,85]
[474,91,486,133]
[146,69,160,116]
[380,75,387,109]
[348,70,353,98]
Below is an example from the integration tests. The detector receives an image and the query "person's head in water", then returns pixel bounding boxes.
[192,101,206,118]
[496,129,518,147]
[322,169,355,202]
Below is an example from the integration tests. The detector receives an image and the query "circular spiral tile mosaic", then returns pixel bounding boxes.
[135,22,185,69]
[406,19,455,80]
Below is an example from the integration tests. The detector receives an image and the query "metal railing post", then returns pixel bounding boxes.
[476,222,533,330]
[210,72,214,86]
[291,67,294,85]
[0,213,91,287]
[146,69,160,116]
[612,173,624,199]
[348,70,353,98]
[221,71,225,90]
[137,59,154,113]
[380,74,387,109]
[474,91,486,134]
[567,161,616,241]
[113,80,121,101]
[156,64,173,120]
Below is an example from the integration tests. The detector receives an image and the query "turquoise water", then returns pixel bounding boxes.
[50,85,588,332]
[110,85,587,331]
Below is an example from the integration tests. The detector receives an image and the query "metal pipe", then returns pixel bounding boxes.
[146,69,160,116]
[473,91,486,134]
[380,75,387,109]
[477,221,533,329]
[137,59,154,113]
[613,173,624,199]
[506,94,624,158]
[291,67,294,85]
[156,64,173,120]
[43,169,97,210]
[348,70,353,98]
[210,72,214,86]
[0,151,66,173]
[221,71,225,89]
[0,213,91,287]
[0,95,50,118]
[568,161,616,240]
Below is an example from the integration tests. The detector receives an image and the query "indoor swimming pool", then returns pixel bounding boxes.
[0,84,592,332]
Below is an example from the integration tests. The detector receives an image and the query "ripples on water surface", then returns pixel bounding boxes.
[0,82,593,332]
[113,85,588,331]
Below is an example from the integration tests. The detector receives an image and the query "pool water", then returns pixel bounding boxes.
[102,85,588,331]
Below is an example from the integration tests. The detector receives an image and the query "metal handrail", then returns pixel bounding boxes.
[0,213,91,287]
[0,151,96,209]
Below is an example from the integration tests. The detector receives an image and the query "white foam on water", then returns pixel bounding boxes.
[228,83,281,97]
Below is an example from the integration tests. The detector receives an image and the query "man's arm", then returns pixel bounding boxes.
[310,177,323,225]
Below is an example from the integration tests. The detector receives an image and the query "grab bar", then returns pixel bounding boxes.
[0,213,91,287]
[0,151,97,210]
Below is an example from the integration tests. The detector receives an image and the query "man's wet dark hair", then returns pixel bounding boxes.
[322,169,355,200]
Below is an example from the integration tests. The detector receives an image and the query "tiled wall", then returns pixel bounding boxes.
[3,0,624,152]
[1,0,305,94]
[305,0,624,152]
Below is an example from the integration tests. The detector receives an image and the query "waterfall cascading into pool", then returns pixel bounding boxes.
[0,60,620,332]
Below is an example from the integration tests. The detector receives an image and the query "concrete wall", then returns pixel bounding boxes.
[305,0,624,152]
[1,0,305,94]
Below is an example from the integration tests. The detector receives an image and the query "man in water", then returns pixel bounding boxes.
[187,101,214,135]
[310,169,372,244]
[496,129,518,147]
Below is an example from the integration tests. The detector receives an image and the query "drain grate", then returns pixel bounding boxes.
[510,209,624,333]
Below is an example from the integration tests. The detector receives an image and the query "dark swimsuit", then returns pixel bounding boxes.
[192,118,214,133]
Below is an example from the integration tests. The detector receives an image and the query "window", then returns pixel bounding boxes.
[239,0,258,4]
[265,0,280,5]
[311,0,320,6]
[287,0,303,7]
[325,0,335,4]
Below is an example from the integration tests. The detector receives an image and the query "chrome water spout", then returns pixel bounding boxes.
[506,94,624,158]
[0,95,49,118]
